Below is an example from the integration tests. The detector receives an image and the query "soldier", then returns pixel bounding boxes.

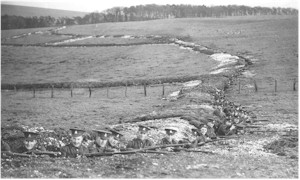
[108,128,126,151]
[206,118,217,139]
[16,131,46,154]
[216,120,237,136]
[1,139,11,152]
[190,128,206,147]
[90,129,115,153]
[1,131,11,152]
[126,125,152,149]
[60,128,89,158]
[199,124,213,141]
[160,127,178,145]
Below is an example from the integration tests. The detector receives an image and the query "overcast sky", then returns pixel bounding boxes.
[2,0,298,12]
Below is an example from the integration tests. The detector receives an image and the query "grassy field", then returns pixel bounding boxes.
[2,33,72,45]
[1,27,55,39]
[1,15,298,178]
[63,36,157,45]
[2,84,182,129]
[1,44,217,85]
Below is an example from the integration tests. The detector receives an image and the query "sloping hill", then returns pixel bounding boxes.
[1,4,89,18]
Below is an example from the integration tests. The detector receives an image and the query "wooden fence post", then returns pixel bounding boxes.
[238,79,241,94]
[107,86,109,98]
[274,79,277,93]
[89,86,92,98]
[162,83,165,97]
[254,80,258,92]
[70,84,73,98]
[125,82,128,97]
[51,84,54,98]
[144,83,147,97]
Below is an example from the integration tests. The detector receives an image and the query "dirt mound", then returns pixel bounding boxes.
[264,136,298,158]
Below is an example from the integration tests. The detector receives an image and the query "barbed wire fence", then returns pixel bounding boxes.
[4,78,298,99]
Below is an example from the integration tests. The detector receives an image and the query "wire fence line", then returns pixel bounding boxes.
[4,83,182,99]
[3,78,298,99]
[236,78,298,94]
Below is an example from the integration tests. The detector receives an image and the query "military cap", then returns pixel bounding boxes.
[205,115,215,122]
[164,127,178,136]
[138,125,151,133]
[234,103,241,107]
[93,129,112,138]
[199,118,209,125]
[191,128,200,136]
[23,131,39,140]
[199,124,207,129]
[189,120,203,129]
[70,128,85,137]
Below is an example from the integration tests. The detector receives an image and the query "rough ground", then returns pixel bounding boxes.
[1,15,298,178]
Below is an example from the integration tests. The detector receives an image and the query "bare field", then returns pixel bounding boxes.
[1,44,217,84]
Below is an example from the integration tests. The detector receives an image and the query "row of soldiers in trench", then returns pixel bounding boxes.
[1,114,244,158]
[2,93,251,158]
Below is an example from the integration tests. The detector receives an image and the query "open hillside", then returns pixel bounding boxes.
[1,4,88,18]
[1,15,298,178]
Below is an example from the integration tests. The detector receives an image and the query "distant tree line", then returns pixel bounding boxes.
[2,4,298,30]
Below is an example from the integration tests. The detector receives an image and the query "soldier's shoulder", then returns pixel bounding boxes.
[61,143,72,150]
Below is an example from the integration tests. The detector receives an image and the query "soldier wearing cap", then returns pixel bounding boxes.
[126,125,153,149]
[1,139,11,152]
[107,128,126,151]
[1,131,11,152]
[17,131,46,154]
[160,127,178,145]
[206,117,217,139]
[60,128,89,158]
[190,128,206,147]
[89,129,117,153]
[216,120,237,136]
[198,124,213,141]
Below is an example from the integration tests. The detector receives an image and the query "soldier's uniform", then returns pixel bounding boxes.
[126,137,144,149]
[216,122,237,136]
[16,131,46,154]
[89,129,116,153]
[190,128,207,148]
[161,137,177,145]
[108,128,126,151]
[126,125,153,149]
[1,139,11,152]
[60,143,89,158]
[160,128,178,145]
[60,128,89,158]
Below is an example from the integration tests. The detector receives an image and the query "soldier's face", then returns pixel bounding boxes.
[207,122,214,128]
[234,118,239,124]
[71,136,83,147]
[95,136,108,147]
[226,121,232,126]
[137,132,146,140]
[99,133,109,140]
[200,127,207,135]
[24,139,37,150]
